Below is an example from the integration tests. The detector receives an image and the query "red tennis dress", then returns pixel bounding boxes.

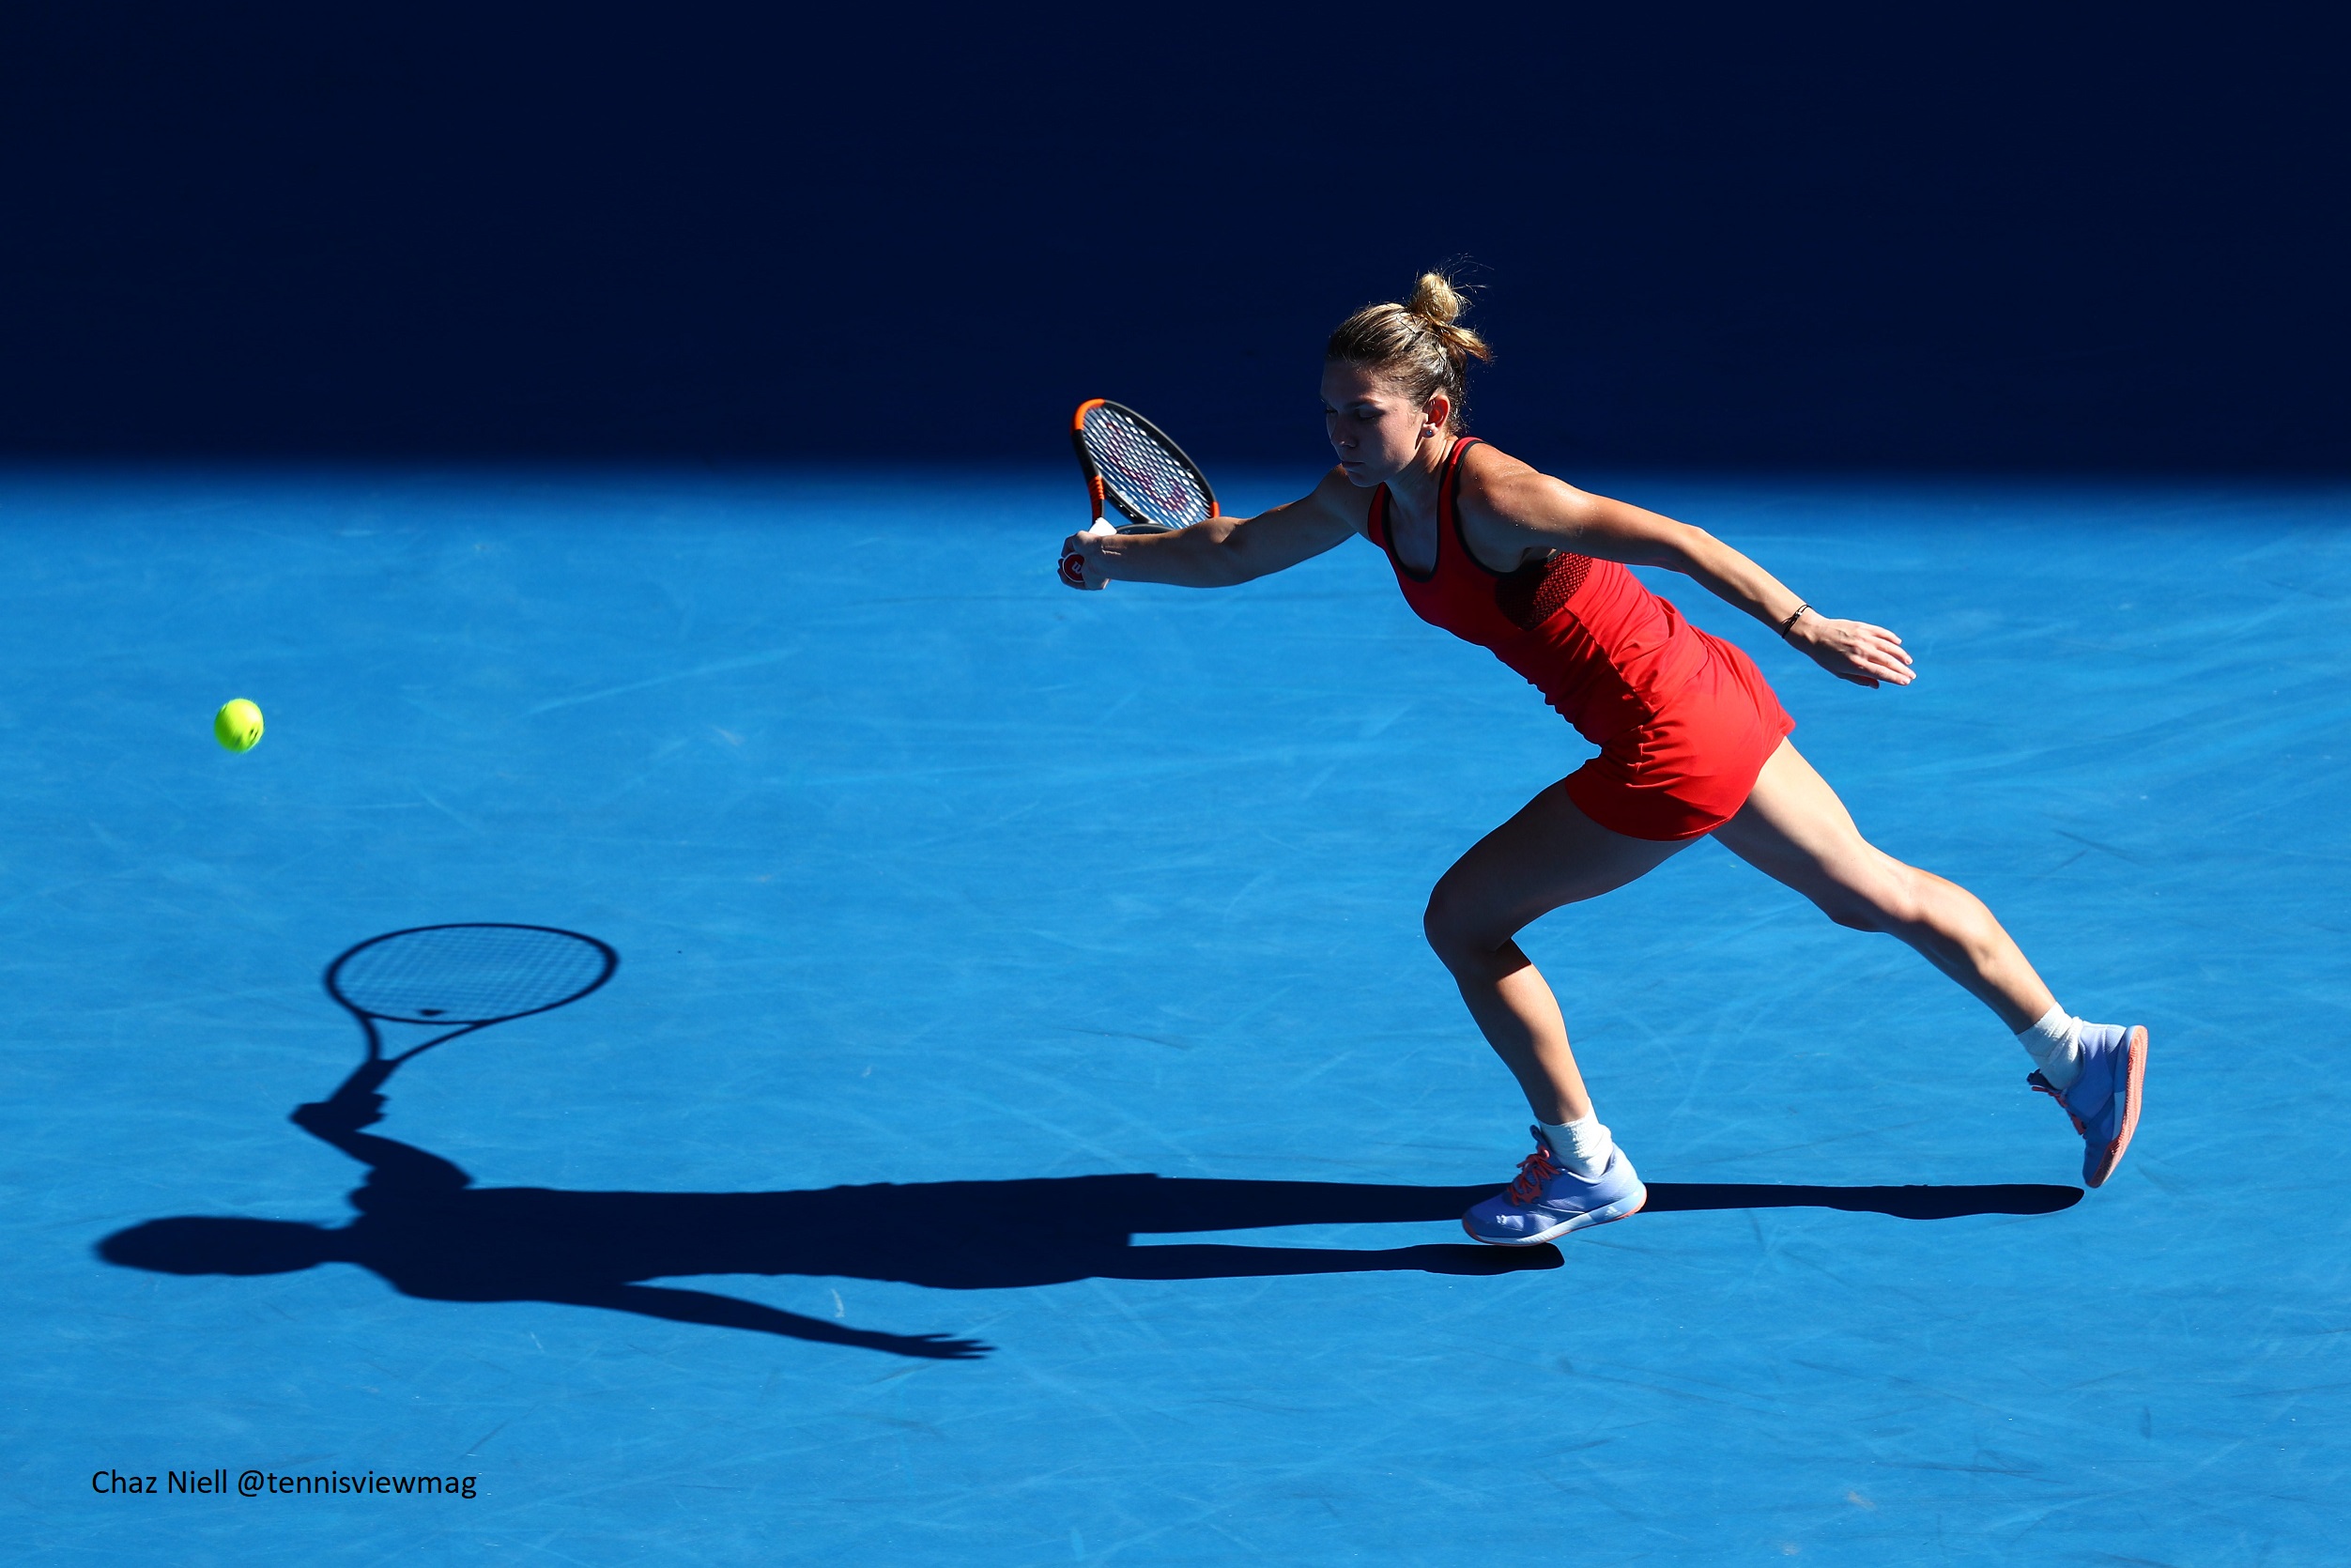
[1368,438,1794,841]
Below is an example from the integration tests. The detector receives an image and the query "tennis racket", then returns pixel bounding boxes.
[1058,399,1219,587]
[321,923,618,1098]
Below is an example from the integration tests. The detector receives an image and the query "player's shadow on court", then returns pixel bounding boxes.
[97,1084,2082,1360]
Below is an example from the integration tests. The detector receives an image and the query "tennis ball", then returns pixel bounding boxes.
[214,698,264,753]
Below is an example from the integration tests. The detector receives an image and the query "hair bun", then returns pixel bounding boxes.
[1324,266,1494,434]
[1406,271,1467,326]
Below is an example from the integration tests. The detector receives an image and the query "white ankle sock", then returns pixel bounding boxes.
[1538,1115,1615,1179]
[2019,1005,2083,1092]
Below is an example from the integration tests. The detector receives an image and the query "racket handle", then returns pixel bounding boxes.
[1061,518,1115,587]
[335,1057,396,1098]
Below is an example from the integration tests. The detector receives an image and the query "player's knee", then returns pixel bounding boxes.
[1421,882,1500,970]
[1817,896,1883,932]
[1421,887,1465,960]
[1816,863,1924,933]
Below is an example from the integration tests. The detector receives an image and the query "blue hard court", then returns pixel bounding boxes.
[2,467,2345,1563]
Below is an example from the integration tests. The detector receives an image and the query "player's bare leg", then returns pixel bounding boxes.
[1422,779,1689,1121]
[1713,741,2145,1186]
[1713,741,2052,1025]
[1422,780,1689,1243]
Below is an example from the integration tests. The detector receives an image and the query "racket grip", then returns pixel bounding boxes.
[338,1057,396,1098]
[1058,547,1085,587]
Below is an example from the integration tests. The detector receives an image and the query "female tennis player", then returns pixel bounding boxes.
[1060,273,2146,1245]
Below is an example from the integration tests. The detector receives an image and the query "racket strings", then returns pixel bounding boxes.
[1082,406,1212,530]
[330,926,612,1023]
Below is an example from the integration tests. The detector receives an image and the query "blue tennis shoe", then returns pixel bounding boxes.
[2029,1022,2147,1188]
[1463,1129,1648,1246]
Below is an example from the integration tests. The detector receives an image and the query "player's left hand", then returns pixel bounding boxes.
[1791,615,1913,687]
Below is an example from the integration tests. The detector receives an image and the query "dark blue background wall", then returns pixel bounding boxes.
[4,4,2344,470]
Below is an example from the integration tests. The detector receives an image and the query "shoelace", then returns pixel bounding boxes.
[1506,1144,1565,1206]
[2028,1075,2086,1134]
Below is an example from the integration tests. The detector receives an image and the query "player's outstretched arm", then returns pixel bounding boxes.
[552,1284,991,1359]
[1061,469,1361,591]
[1474,466,1915,689]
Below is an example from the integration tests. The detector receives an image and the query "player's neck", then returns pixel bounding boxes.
[1383,433,1455,520]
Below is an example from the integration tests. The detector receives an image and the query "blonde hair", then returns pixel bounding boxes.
[1325,270,1495,432]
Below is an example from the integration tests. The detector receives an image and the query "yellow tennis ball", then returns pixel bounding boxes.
[214,699,265,753]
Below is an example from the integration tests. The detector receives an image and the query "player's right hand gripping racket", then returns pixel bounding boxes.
[1058,398,1220,587]
[321,923,618,1099]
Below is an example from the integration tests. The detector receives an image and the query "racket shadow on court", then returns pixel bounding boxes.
[95,926,2083,1362]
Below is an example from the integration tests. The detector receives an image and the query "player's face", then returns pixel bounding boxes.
[1321,362,1443,485]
